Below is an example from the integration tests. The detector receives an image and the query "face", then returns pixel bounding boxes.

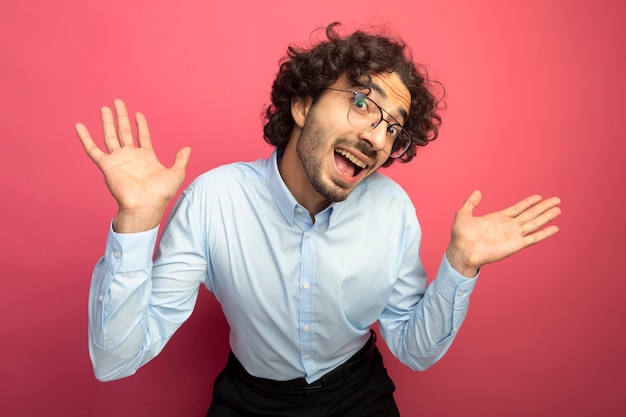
[293,72,411,205]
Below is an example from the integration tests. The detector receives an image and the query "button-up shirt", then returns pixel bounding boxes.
[88,149,478,383]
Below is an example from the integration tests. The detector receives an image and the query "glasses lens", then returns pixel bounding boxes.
[347,92,412,159]
[389,129,412,159]
[347,94,382,131]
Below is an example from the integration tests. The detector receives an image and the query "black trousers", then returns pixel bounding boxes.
[206,332,400,417]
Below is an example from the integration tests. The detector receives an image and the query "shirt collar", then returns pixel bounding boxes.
[265,147,346,228]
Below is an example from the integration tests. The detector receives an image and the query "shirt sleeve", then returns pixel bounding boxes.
[378,220,479,371]
[88,192,207,381]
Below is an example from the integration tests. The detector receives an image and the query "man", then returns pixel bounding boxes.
[76,23,561,416]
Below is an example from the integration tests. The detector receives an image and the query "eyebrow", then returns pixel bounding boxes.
[367,81,409,123]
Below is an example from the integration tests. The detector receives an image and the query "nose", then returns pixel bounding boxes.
[358,123,389,153]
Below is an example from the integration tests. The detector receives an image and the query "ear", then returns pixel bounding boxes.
[291,97,313,128]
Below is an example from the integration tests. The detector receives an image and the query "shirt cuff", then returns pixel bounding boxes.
[433,255,479,308]
[105,222,159,271]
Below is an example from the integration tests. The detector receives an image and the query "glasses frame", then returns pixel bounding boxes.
[326,87,413,159]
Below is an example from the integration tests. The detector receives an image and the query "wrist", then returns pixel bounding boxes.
[112,207,165,233]
[445,245,479,278]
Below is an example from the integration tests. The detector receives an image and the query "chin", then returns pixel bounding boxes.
[315,178,356,203]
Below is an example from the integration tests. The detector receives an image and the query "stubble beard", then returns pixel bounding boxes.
[296,115,351,203]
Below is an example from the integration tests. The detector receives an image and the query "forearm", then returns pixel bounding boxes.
[89,196,207,381]
[88,226,162,381]
[89,274,155,381]
[379,256,478,371]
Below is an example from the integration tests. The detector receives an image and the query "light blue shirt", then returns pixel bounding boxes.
[89,149,478,383]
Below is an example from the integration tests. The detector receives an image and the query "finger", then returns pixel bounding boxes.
[135,112,153,149]
[113,99,134,147]
[101,105,120,152]
[501,194,543,218]
[516,196,562,225]
[522,224,560,248]
[521,205,562,235]
[75,122,106,164]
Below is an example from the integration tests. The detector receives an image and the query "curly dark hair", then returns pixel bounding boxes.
[263,22,443,167]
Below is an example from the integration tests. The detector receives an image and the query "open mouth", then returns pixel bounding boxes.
[334,148,367,177]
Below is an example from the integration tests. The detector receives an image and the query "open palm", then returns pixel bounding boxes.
[447,190,561,277]
[76,99,191,232]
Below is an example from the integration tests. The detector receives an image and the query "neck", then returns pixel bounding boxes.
[278,139,330,217]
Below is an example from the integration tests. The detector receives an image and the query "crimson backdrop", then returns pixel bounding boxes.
[2,1,625,416]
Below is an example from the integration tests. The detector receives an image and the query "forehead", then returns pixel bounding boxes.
[367,73,411,120]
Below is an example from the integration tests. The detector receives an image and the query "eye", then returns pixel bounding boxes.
[386,124,400,138]
[352,94,370,113]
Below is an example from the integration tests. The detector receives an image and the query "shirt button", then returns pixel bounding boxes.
[97,294,104,302]
[458,290,466,296]
[303,325,310,332]
[303,354,311,360]
[112,250,121,259]
[305,231,313,238]
[303,282,311,289]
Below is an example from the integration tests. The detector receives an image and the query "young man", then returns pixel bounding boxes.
[76,23,561,416]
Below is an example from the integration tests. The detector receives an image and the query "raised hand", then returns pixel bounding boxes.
[75,99,191,233]
[445,190,561,277]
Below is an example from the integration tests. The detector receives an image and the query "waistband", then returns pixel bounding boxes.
[229,330,378,390]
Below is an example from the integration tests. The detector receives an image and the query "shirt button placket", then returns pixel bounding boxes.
[299,228,316,375]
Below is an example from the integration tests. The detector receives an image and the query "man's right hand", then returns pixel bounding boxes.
[75,99,191,233]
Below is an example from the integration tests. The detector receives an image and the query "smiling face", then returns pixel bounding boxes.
[279,72,411,215]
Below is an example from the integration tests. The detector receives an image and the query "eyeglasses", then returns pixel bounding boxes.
[326,88,413,159]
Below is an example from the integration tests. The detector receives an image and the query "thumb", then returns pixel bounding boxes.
[172,147,191,170]
[460,190,482,215]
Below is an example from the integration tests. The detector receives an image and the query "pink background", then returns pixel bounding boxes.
[2,0,625,416]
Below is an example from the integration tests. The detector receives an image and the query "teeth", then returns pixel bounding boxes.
[336,149,367,169]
